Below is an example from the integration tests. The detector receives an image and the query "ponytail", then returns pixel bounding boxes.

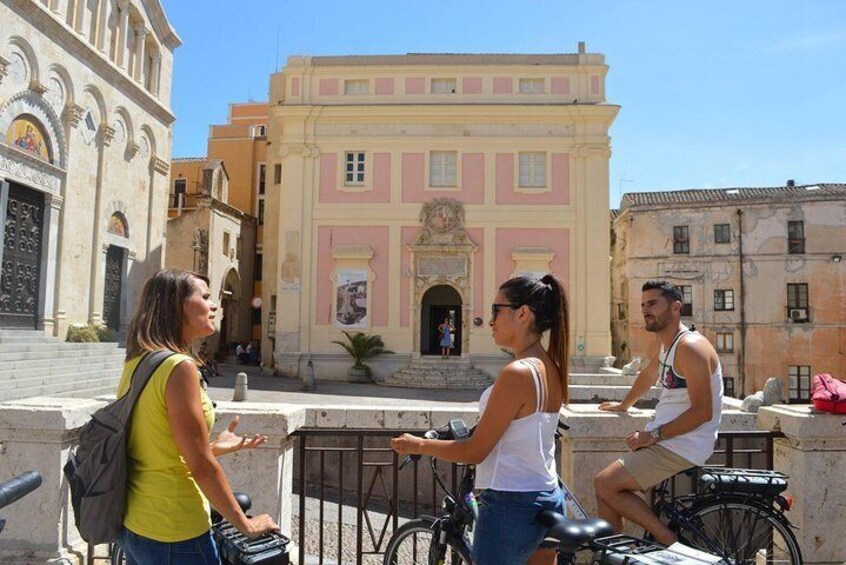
[540,274,569,404]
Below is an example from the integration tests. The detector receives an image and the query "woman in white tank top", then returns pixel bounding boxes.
[392,274,570,565]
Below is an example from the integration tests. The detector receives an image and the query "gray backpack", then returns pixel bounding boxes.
[64,350,174,544]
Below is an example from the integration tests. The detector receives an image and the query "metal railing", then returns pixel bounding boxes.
[292,428,782,565]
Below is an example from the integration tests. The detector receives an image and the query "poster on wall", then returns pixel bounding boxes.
[335,269,368,328]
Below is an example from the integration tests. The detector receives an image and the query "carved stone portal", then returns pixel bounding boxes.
[409,199,477,356]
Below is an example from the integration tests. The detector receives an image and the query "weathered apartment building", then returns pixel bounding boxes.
[611,182,846,399]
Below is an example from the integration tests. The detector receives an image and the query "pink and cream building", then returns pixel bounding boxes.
[263,51,619,379]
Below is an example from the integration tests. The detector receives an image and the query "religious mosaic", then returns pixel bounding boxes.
[6,116,50,162]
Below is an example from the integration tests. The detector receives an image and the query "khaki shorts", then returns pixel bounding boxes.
[619,444,695,491]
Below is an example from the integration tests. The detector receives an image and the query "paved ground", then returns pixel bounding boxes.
[206,362,474,564]
[206,362,481,407]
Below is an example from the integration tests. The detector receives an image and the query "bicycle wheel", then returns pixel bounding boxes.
[383,517,472,565]
[675,498,802,564]
[110,543,126,565]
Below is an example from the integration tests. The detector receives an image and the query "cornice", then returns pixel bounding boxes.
[142,0,183,50]
[277,103,619,122]
[19,1,176,125]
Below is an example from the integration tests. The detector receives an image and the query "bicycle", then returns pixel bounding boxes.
[650,466,802,564]
[110,492,290,564]
[383,421,718,565]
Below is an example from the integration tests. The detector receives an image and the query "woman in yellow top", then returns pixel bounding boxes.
[115,269,278,564]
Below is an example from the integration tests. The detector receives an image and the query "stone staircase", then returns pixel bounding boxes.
[381,357,494,390]
[0,330,126,402]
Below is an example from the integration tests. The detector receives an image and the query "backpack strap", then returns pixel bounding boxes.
[117,349,177,422]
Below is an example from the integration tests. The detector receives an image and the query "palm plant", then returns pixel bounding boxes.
[331,331,393,382]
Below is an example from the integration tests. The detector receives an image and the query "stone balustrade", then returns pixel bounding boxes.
[0,398,842,563]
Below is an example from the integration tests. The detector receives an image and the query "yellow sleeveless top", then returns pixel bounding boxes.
[116,352,216,542]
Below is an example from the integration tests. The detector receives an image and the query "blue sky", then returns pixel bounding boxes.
[161,1,846,206]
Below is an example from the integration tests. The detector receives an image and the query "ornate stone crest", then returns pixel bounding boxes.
[414,198,472,246]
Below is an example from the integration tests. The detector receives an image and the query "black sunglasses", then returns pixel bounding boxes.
[491,303,520,320]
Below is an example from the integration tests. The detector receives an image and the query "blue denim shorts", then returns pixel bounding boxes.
[117,527,220,565]
[471,487,565,565]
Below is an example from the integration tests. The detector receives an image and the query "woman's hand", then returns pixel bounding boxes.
[391,433,425,456]
[211,416,267,457]
[236,513,280,538]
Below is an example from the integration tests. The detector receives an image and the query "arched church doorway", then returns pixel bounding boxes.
[218,268,241,356]
[103,245,124,331]
[420,285,462,356]
[0,182,45,329]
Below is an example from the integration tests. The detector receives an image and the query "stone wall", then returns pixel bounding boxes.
[0,398,841,564]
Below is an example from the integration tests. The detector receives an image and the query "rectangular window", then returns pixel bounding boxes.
[172,178,187,207]
[344,79,369,95]
[222,231,230,257]
[723,376,736,398]
[518,152,546,187]
[236,236,241,260]
[786,283,809,322]
[431,78,456,93]
[519,78,545,93]
[274,164,282,184]
[680,285,693,317]
[429,151,457,187]
[258,164,266,195]
[787,220,805,254]
[673,226,690,254]
[714,223,730,244]
[254,124,266,137]
[787,283,809,308]
[788,365,811,402]
[254,253,263,281]
[344,152,365,185]
[258,199,265,225]
[716,332,734,352]
[714,289,735,311]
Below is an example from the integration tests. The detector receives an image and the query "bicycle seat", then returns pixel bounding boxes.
[699,468,788,498]
[536,510,615,553]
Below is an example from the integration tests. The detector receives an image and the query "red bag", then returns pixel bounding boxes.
[811,373,846,414]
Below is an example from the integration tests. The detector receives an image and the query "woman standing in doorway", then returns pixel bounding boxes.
[438,317,455,359]
[393,274,570,565]
[115,269,278,564]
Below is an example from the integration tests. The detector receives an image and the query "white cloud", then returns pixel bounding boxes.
[763,31,845,54]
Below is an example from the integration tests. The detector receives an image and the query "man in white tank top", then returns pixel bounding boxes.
[594,281,723,546]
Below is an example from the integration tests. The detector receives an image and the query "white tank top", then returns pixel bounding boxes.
[475,359,559,491]
[645,327,723,466]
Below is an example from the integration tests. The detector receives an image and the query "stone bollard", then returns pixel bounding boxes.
[233,372,248,401]
[300,358,316,391]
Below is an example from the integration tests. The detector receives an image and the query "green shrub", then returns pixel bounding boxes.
[66,324,99,343]
[96,326,119,343]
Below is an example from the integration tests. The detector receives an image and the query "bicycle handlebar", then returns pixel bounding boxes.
[0,471,42,511]
[398,430,439,470]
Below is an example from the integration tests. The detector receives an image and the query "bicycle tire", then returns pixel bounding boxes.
[110,543,125,565]
[383,517,472,565]
[674,497,802,564]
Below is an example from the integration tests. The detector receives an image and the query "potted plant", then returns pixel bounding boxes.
[332,331,393,383]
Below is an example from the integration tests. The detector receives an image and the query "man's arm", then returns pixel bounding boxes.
[599,349,659,412]
[628,335,717,449]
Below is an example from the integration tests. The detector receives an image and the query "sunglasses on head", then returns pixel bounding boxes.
[491,303,520,320]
